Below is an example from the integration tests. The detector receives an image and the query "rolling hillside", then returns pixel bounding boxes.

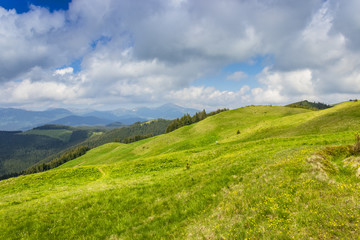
[1,102,360,239]
[0,119,172,179]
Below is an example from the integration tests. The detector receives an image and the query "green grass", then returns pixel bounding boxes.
[1,101,360,239]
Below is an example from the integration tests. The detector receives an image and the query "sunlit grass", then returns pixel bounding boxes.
[1,101,360,239]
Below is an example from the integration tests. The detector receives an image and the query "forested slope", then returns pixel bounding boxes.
[0,126,92,177]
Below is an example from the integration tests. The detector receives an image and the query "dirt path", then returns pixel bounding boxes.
[74,161,85,168]
[97,167,106,178]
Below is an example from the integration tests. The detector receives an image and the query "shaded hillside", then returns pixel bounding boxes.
[0,119,171,179]
[84,119,171,147]
[1,102,360,239]
[0,131,66,176]
[286,100,331,110]
[0,125,104,178]
[17,120,171,176]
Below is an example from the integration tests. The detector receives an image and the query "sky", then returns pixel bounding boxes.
[0,0,359,111]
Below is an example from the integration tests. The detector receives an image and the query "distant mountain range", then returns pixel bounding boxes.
[0,108,72,131]
[84,103,199,121]
[0,104,199,131]
[49,115,115,126]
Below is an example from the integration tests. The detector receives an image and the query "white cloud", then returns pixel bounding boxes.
[165,85,251,110]
[251,87,287,105]
[331,0,360,52]
[258,67,315,96]
[54,67,74,76]
[227,71,248,81]
[273,2,346,70]
[0,0,360,110]
[2,79,81,103]
[0,6,67,81]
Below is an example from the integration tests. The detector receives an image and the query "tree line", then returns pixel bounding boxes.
[0,111,227,180]
[0,145,90,180]
[23,120,170,174]
[0,120,172,180]
[85,119,171,147]
[166,108,229,133]
[24,145,90,174]
[117,133,154,144]
[286,100,331,110]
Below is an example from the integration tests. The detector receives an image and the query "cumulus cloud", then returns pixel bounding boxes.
[0,79,81,104]
[331,0,360,52]
[165,85,251,110]
[0,6,66,81]
[227,71,248,81]
[249,68,315,104]
[0,0,359,110]
[54,67,74,76]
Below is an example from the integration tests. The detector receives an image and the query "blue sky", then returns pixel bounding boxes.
[194,57,270,91]
[0,0,359,110]
[1,0,70,13]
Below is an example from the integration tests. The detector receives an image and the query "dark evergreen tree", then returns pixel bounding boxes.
[165,108,229,133]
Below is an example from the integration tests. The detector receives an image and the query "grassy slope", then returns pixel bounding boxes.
[1,102,360,239]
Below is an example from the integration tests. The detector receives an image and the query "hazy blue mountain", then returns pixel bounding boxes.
[151,103,199,119]
[49,115,114,126]
[113,103,199,120]
[116,117,148,125]
[0,104,199,130]
[45,108,73,115]
[83,111,120,121]
[106,122,125,128]
[110,108,133,117]
[0,108,72,131]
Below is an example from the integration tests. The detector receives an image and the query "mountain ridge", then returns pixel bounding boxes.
[0,103,199,131]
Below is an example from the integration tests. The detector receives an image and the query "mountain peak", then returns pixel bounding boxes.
[159,103,180,108]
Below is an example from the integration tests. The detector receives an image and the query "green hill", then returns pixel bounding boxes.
[286,100,331,110]
[22,125,77,142]
[84,119,171,147]
[0,120,171,179]
[0,125,97,177]
[1,102,360,239]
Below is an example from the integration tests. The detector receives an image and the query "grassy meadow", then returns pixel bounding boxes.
[1,102,360,239]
